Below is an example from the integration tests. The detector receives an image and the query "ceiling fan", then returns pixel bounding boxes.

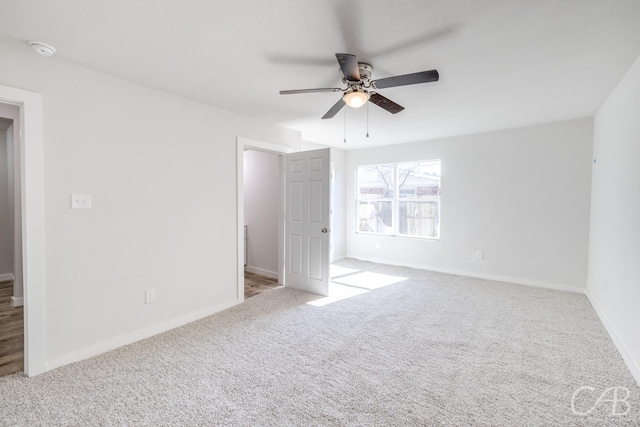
[279,53,439,119]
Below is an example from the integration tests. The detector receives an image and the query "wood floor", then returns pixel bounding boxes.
[0,280,23,376]
[244,271,281,299]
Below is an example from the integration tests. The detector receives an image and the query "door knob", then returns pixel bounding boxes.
[321,228,328,233]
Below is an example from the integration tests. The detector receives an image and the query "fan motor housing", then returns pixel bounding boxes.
[358,63,373,82]
[340,62,374,84]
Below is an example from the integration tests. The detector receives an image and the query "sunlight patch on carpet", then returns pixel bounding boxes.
[306,282,369,307]
[308,271,408,307]
[332,271,407,290]
[330,265,360,278]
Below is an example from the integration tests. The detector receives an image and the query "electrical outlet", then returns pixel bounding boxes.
[145,289,156,304]
[375,242,380,249]
[476,250,484,260]
[71,194,92,209]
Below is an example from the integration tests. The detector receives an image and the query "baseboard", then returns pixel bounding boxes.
[345,256,586,294]
[0,273,14,282]
[331,255,347,263]
[586,290,640,387]
[45,298,242,372]
[11,296,23,307]
[244,266,278,279]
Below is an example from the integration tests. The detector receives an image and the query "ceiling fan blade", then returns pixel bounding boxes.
[335,0,362,54]
[371,27,455,58]
[369,93,404,114]
[336,53,361,81]
[373,70,439,89]
[322,98,346,119]
[280,88,343,95]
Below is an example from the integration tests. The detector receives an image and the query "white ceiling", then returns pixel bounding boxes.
[1,0,640,149]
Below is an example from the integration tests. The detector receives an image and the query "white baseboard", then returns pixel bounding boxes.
[345,256,586,294]
[244,266,278,280]
[586,290,640,387]
[45,298,242,372]
[11,296,23,307]
[0,273,14,282]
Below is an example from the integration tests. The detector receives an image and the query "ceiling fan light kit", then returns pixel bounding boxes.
[280,53,439,120]
[343,88,370,108]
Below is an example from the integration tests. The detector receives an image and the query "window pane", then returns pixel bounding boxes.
[357,165,395,199]
[398,161,440,199]
[398,201,439,238]
[358,201,393,234]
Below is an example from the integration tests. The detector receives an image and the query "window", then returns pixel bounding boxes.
[357,160,441,238]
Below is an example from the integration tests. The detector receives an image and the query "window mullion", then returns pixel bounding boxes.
[394,163,399,236]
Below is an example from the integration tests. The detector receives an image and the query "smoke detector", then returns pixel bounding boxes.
[28,41,56,57]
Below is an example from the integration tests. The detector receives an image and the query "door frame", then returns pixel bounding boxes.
[236,137,292,301]
[0,84,46,377]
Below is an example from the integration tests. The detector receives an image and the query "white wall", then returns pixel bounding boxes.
[330,148,347,261]
[587,54,640,384]
[346,118,593,291]
[0,125,11,276]
[0,102,21,297]
[0,41,304,369]
[243,149,280,278]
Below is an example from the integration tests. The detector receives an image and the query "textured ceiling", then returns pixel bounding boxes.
[1,0,640,149]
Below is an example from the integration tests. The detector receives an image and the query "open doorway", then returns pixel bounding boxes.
[0,104,23,376]
[0,85,46,377]
[243,148,283,298]
[236,137,291,302]
[237,138,334,300]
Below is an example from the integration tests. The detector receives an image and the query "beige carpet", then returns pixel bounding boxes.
[1,259,638,426]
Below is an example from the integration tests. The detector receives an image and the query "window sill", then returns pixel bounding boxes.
[355,232,440,241]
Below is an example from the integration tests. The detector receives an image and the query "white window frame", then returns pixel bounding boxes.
[356,159,441,240]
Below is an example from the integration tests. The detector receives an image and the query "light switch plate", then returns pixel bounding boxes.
[71,194,92,209]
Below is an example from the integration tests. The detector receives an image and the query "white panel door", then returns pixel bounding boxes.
[285,148,330,296]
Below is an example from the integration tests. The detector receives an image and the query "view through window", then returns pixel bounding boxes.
[357,160,441,238]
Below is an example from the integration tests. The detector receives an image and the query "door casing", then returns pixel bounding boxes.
[0,84,46,377]
[236,137,291,300]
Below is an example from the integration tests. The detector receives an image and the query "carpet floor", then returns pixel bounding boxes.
[0,259,638,426]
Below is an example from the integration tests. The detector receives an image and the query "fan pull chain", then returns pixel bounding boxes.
[366,102,370,138]
[344,108,347,143]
